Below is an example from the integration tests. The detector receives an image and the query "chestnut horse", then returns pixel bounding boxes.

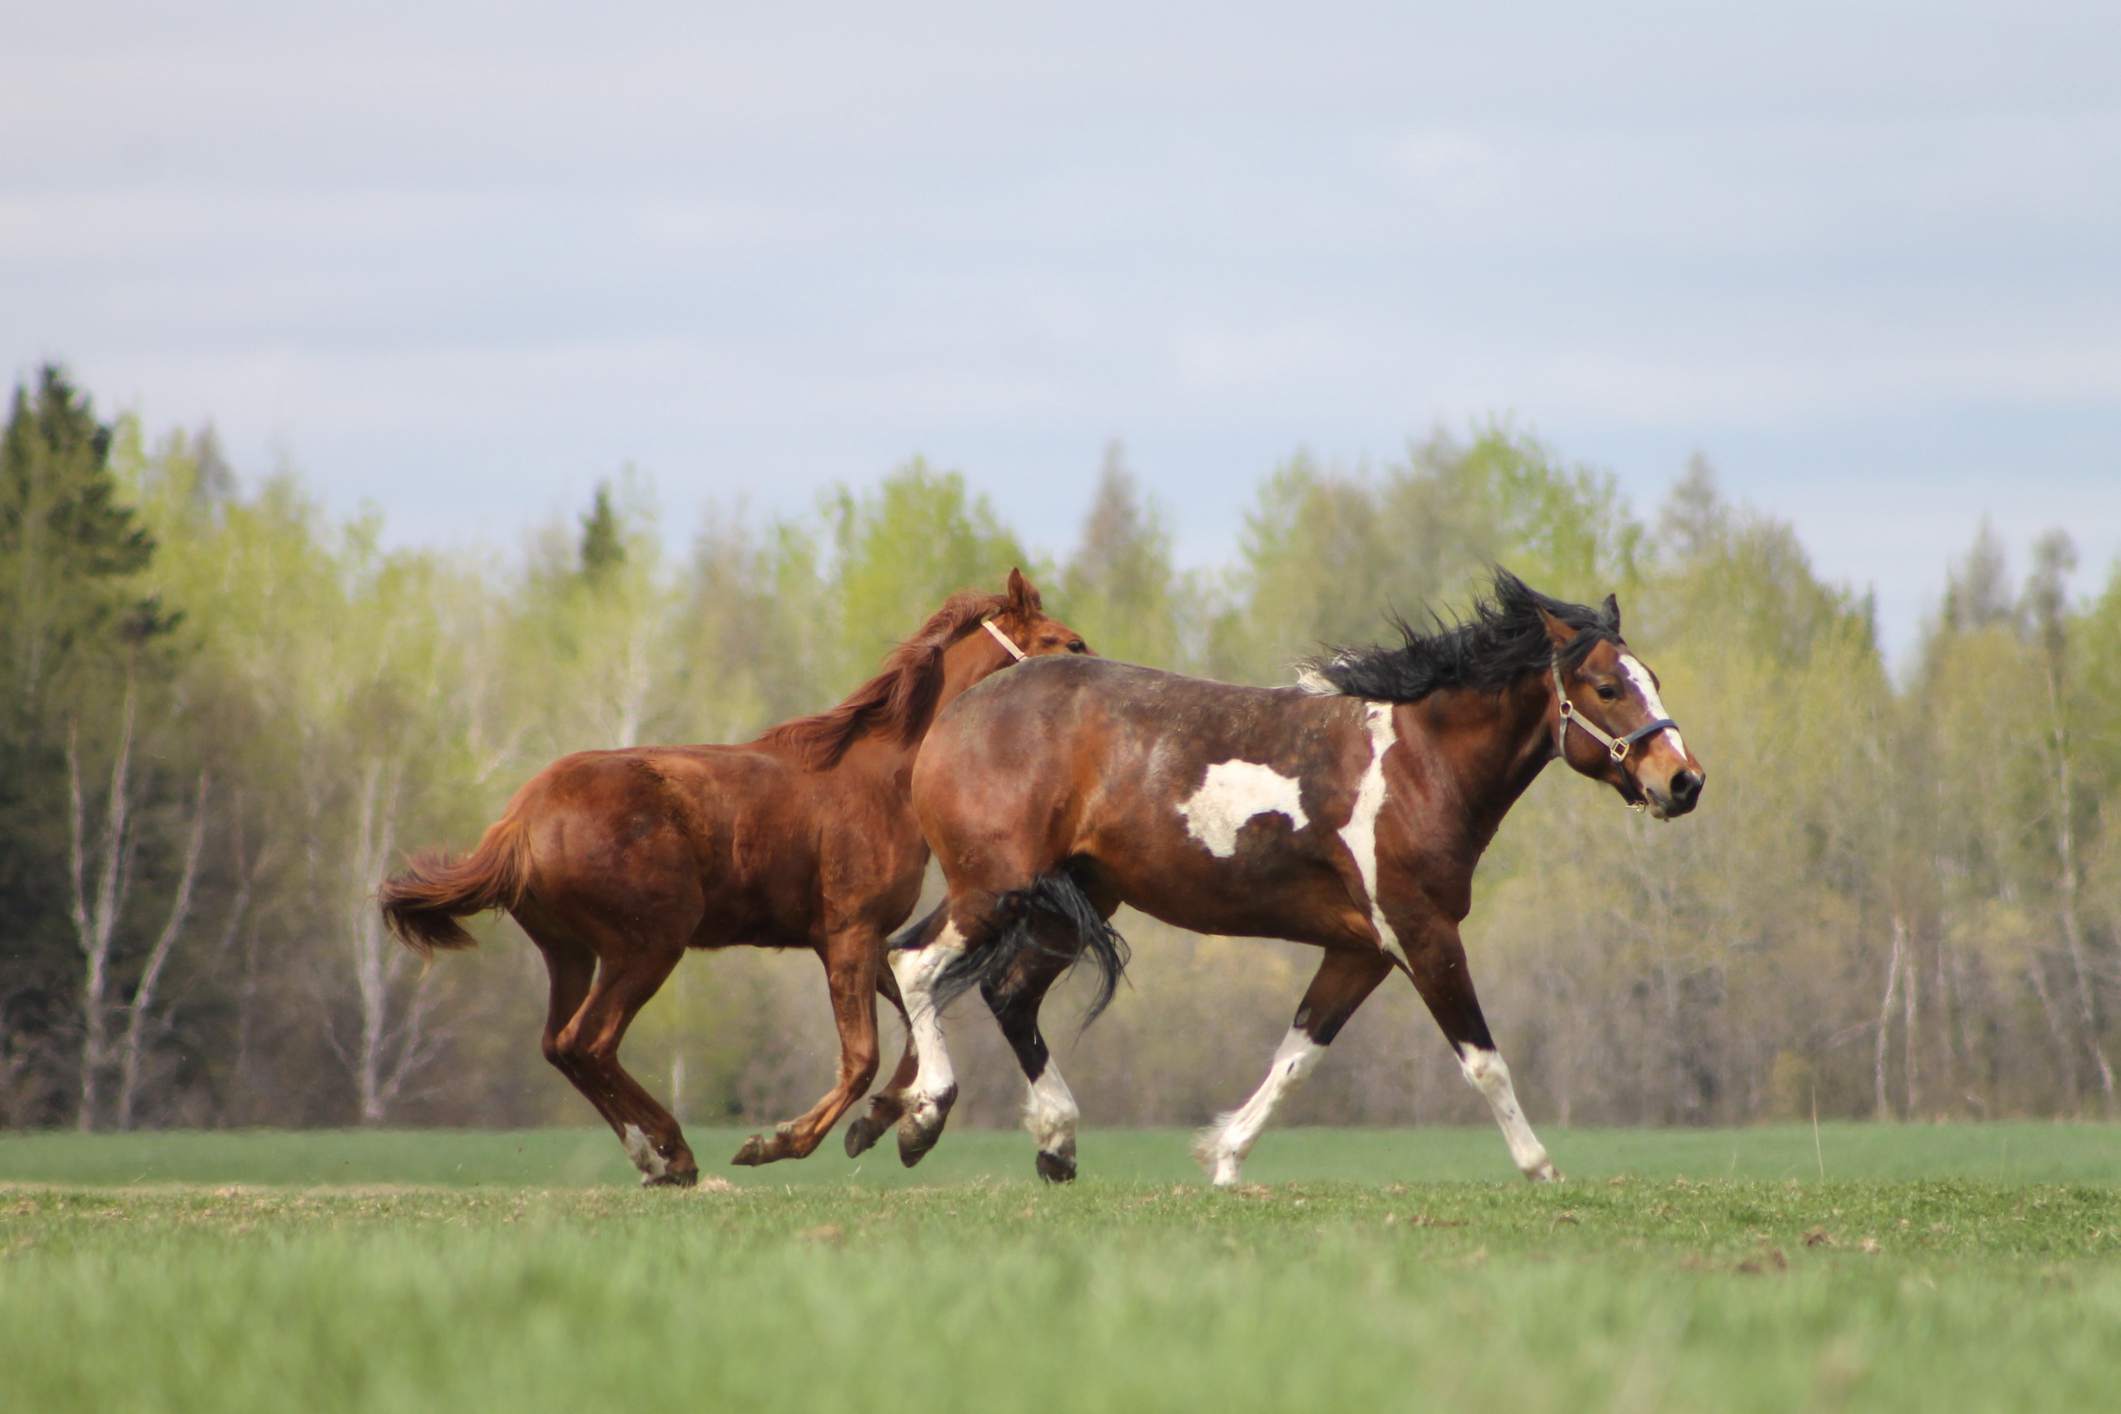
[856,571,1703,1185]
[379,570,1087,1185]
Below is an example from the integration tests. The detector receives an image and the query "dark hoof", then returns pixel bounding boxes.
[844,1111,888,1158]
[894,1086,955,1168]
[642,1165,699,1188]
[898,1121,942,1168]
[1035,1150,1077,1184]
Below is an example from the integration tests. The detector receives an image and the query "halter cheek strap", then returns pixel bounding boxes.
[982,617,1028,662]
[1551,662,1678,764]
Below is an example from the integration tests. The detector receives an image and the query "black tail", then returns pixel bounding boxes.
[921,870,1132,1024]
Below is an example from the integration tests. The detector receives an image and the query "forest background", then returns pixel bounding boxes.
[6,362,2118,1136]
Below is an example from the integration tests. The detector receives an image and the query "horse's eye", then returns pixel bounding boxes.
[1068,639,1087,654]
[1595,683,1619,702]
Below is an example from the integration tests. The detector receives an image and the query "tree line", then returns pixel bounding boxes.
[4,363,2117,1133]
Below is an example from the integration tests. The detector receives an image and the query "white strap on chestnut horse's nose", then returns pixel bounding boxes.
[982,617,1028,661]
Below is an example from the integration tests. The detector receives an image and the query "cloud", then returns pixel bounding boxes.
[7,1,2121,663]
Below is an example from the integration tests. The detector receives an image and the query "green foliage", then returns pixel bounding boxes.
[0,367,170,708]
[822,459,1035,683]
[1061,442,1185,667]
[0,372,197,1126]
[4,365,2121,1133]
[1210,425,1639,683]
[576,479,627,581]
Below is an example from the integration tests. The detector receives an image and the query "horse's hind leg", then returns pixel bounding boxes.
[732,927,883,1166]
[884,897,1005,1167]
[1194,947,1391,1187]
[529,927,597,1092]
[845,963,919,1158]
[981,914,1084,1183]
[890,869,1124,1169]
[550,935,698,1186]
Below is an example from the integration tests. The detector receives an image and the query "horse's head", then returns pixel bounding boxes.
[1538,598,1704,819]
[984,567,1092,662]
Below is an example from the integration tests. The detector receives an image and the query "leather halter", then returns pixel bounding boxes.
[982,617,1028,661]
[1551,660,1678,764]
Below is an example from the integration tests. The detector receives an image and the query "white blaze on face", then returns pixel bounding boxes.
[1338,703,1405,965]
[1194,1026,1326,1187]
[1617,654,1687,759]
[1178,760,1310,857]
[621,1123,669,1180]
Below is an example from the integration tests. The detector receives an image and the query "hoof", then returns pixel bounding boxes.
[732,1125,800,1167]
[642,1165,699,1189]
[898,1122,941,1168]
[1035,1149,1077,1184]
[1525,1159,1562,1183]
[895,1086,955,1168]
[844,1110,889,1158]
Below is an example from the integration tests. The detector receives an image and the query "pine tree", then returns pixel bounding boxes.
[0,365,184,1124]
[578,481,626,582]
[1063,442,1181,668]
[0,364,176,709]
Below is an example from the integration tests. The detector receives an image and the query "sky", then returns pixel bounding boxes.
[7,1,2119,662]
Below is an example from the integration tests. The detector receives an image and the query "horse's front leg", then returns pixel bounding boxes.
[731,928,882,1166]
[845,955,920,1157]
[1403,917,1558,1182]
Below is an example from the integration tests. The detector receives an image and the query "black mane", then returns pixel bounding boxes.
[1304,569,1619,703]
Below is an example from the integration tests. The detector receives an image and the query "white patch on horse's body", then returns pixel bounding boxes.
[1194,1026,1325,1187]
[888,922,964,1130]
[1023,1062,1079,1160]
[621,1123,669,1180]
[1339,703,1406,965]
[1178,760,1310,857]
[1456,1043,1558,1181]
[1617,653,1687,759]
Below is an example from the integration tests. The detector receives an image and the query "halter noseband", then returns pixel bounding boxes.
[1550,660,1678,765]
[982,616,1028,662]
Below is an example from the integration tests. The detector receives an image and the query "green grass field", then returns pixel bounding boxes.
[4,1125,2118,1413]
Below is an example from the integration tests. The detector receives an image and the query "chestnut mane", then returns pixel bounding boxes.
[759,591,1013,768]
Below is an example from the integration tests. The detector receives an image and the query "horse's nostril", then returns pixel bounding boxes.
[1671,769,1702,805]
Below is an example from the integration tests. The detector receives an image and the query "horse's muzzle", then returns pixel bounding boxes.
[1651,767,1704,818]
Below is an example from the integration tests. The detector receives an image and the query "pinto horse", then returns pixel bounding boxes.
[857,571,1703,1185]
[379,570,1087,1185]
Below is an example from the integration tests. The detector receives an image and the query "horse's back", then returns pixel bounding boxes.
[509,742,812,945]
[916,657,1364,920]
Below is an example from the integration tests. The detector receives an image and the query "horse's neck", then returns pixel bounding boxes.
[1406,676,1555,856]
[932,632,1009,719]
[839,633,1007,787]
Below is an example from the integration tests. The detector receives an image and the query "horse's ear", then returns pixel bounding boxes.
[1602,593,1621,634]
[1006,567,1041,614]
[1537,604,1577,654]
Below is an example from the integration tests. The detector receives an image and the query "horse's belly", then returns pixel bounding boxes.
[1095,833,1349,946]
